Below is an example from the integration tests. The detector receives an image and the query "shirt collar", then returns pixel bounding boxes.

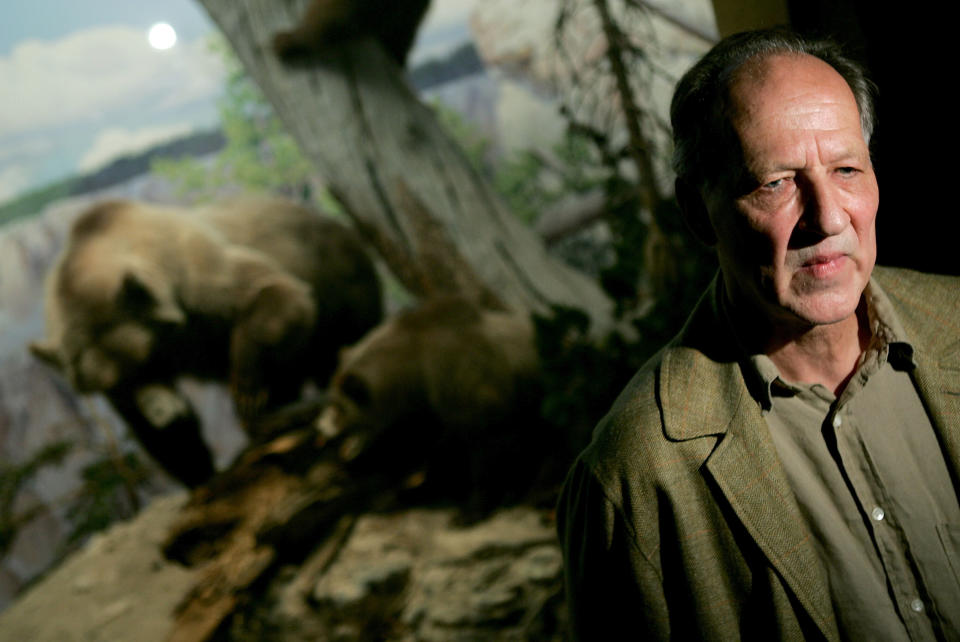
[861,277,916,371]
[722,275,917,411]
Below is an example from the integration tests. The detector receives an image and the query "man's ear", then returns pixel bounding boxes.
[675,177,717,246]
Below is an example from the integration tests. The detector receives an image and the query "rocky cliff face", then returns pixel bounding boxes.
[0,193,140,610]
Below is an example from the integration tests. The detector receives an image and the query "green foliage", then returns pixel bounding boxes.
[0,179,77,228]
[533,308,645,458]
[66,451,151,547]
[433,102,491,173]
[597,176,648,313]
[0,438,154,559]
[492,152,545,223]
[493,133,599,225]
[0,441,73,558]
[535,220,715,462]
[152,36,315,201]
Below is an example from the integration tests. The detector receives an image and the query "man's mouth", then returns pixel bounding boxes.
[802,252,844,266]
[799,253,847,278]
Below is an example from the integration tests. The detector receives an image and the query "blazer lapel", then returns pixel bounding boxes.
[660,279,840,642]
[705,402,839,641]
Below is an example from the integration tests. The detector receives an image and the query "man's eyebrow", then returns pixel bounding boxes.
[825,149,868,164]
[743,160,797,179]
[818,135,872,160]
[747,145,868,176]
[757,162,797,174]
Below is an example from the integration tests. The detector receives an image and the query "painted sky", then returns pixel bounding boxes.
[0,0,477,205]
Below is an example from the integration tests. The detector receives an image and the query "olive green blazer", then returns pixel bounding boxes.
[558,266,960,641]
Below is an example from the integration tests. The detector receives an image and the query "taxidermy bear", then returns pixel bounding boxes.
[273,0,432,67]
[317,296,542,510]
[31,195,382,486]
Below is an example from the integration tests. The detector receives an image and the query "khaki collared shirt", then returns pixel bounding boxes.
[740,281,960,641]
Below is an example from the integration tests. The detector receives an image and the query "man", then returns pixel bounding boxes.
[558,29,960,641]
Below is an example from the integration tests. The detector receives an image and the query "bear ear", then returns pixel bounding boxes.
[118,272,185,325]
[339,372,371,407]
[29,339,64,369]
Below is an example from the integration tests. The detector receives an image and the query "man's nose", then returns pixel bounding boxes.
[799,177,847,236]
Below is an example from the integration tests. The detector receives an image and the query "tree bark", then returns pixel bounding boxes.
[194,0,615,332]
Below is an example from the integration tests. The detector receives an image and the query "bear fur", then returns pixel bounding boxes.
[273,0,432,67]
[317,296,542,511]
[31,194,382,486]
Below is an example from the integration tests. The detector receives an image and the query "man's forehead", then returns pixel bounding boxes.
[699,53,869,194]
[727,53,856,121]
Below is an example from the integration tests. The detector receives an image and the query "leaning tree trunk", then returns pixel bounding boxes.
[195,0,615,332]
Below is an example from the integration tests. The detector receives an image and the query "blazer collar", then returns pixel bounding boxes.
[660,275,748,442]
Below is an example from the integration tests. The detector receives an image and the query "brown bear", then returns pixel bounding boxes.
[317,296,542,513]
[30,194,382,486]
[273,0,432,67]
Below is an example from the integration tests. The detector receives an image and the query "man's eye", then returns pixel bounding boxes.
[836,166,859,176]
[762,178,786,189]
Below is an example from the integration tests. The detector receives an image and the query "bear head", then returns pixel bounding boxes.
[31,268,186,393]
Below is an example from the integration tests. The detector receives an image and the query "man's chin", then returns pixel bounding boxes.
[783,268,868,325]
[781,291,863,328]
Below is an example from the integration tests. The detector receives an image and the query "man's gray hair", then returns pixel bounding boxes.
[670,28,876,187]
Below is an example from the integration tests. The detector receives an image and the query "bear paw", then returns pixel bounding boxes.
[315,405,345,440]
[134,385,192,429]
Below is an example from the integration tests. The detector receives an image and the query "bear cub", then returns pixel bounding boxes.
[273,0,432,67]
[317,296,543,514]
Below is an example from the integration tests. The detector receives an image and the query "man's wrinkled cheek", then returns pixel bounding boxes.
[735,223,777,264]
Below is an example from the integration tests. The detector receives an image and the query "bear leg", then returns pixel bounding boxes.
[107,385,215,488]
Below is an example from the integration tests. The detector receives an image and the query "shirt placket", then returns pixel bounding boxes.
[828,405,939,642]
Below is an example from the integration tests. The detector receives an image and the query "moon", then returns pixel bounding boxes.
[148,22,177,50]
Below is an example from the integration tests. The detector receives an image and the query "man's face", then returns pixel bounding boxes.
[703,53,878,332]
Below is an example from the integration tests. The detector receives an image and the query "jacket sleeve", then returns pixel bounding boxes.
[557,456,671,640]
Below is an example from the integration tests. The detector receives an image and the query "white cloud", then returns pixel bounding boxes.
[77,122,193,172]
[0,26,225,138]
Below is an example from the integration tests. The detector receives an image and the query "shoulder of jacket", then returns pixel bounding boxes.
[874,265,960,355]
[580,344,720,486]
[875,265,960,298]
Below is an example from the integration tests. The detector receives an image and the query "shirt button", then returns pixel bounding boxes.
[832,414,842,428]
[871,506,885,522]
[910,598,924,613]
